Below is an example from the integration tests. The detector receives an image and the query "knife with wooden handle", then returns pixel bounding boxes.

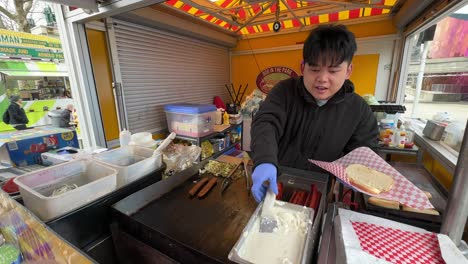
[197,177,218,198]
[188,177,210,197]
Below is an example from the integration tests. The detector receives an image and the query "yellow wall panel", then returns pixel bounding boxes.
[86,29,120,142]
[231,52,379,100]
[349,54,379,96]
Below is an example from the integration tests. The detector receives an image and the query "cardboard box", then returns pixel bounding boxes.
[0,127,79,166]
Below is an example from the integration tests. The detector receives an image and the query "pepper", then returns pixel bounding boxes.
[276,182,284,200]
[304,191,312,208]
[289,190,297,203]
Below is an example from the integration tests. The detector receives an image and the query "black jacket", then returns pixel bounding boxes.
[251,77,378,171]
[7,103,29,126]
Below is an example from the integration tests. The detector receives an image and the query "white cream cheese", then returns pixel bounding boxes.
[238,202,310,264]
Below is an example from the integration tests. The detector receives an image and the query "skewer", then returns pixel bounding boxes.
[238,83,249,104]
[234,84,242,105]
[225,84,235,103]
[230,83,237,104]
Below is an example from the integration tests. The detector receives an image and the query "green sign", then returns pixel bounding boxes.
[0,32,61,49]
[0,45,64,60]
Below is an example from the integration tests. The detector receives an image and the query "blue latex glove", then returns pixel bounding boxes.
[251,163,278,203]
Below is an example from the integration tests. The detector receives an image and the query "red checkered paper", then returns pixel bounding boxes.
[310,147,433,209]
[351,221,445,264]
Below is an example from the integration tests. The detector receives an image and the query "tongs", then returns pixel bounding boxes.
[220,162,242,195]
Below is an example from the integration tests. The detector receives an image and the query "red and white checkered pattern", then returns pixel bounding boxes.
[351,221,445,264]
[310,147,433,209]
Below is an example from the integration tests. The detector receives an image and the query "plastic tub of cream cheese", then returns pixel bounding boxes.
[228,200,315,264]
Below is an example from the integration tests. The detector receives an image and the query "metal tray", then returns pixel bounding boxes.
[228,201,314,264]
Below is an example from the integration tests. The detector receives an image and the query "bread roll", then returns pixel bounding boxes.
[368,197,400,210]
[401,205,439,215]
[423,191,432,199]
[346,164,394,194]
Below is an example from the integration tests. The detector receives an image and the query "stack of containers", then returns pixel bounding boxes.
[14,159,117,221]
[93,132,176,188]
[93,146,161,188]
[164,104,217,137]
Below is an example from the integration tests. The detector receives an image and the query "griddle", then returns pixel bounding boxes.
[112,163,329,263]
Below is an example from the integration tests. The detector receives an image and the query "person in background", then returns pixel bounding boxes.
[6,95,29,130]
[250,24,379,202]
[59,104,74,128]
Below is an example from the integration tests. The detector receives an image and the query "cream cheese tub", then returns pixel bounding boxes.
[229,200,315,264]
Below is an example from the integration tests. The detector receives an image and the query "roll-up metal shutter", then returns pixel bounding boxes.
[113,19,230,133]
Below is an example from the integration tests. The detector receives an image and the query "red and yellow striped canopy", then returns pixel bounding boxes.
[164,0,397,35]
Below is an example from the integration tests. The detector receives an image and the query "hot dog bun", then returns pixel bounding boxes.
[346,164,394,194]
[368,197,400,210]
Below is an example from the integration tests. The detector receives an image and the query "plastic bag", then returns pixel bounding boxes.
[0,191,93,263]
[162,143,201,178]
[443,121,465,151]
[240,89,266,118]
[433,112,451,122]
[362,94,380,105]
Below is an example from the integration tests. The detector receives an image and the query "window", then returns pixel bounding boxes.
[401,3,468,154]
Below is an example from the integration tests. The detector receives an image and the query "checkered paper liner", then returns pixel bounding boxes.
[310,147,433,209]
[351,221,445,264]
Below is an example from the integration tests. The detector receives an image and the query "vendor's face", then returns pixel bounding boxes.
[303,61,352,100]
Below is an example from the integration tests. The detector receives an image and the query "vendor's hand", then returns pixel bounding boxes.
[251,163,278,203]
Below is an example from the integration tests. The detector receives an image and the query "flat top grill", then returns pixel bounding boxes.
[132,172,257,263]
[112,165,329,264]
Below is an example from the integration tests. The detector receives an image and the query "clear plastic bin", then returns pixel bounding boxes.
[93,145,162,188]
[14,159,117,221]
[164,104,216,137]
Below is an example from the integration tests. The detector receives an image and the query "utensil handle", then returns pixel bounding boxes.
[153,132,176,156]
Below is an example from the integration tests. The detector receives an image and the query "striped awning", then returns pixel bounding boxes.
[164,0,398,35]
[0,60,68,78]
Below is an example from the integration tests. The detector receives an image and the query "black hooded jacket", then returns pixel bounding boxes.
[251,77,378,171]
[7,102,29,126]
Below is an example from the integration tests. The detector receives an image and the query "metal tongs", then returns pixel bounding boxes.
[220,162,242,195]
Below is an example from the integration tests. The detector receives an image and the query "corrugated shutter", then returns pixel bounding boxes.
[113,20,230,133]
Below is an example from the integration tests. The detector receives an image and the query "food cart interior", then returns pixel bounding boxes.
[0,0,467,263]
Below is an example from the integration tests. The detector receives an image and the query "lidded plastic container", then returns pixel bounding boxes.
[164,104,217,137]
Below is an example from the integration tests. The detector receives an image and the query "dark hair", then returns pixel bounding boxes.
[303,24,357,67]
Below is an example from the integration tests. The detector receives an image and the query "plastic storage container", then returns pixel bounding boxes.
[93,145,162,188]
[164,104,217,137]
[14,159,117,221]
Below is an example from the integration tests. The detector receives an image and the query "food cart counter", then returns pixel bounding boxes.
[111,161,330,263]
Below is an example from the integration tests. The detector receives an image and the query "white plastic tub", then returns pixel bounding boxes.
[93,145,162,188]
[14,159,117,221]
